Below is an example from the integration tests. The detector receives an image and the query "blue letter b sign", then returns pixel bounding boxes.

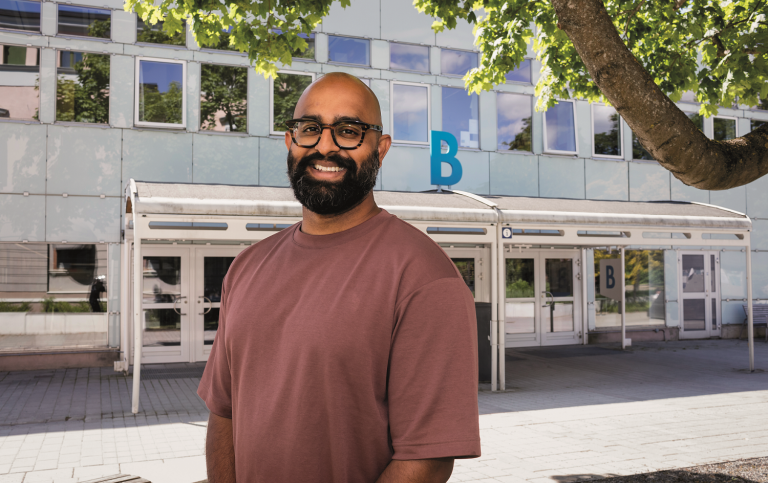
[606,265,615,289]
[430,131,463,186]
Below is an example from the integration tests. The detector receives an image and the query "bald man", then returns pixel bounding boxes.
[198,73,481,483]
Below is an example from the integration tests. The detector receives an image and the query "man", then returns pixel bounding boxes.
[198,72,480,483]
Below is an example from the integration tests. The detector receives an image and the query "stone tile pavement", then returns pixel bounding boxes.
[0,340,766,482]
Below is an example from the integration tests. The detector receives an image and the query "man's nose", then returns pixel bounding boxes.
[315,127,339,156]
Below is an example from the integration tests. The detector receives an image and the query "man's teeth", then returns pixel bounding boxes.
[314,165,345,172]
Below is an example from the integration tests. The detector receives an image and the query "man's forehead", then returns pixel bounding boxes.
[294,74,381,124]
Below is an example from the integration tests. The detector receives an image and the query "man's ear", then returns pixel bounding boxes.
[284,132,292,151]
[377,134,392,168]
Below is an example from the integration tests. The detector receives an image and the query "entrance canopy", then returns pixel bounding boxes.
[122,180,756,412]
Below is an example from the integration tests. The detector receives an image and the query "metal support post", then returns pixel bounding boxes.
[620,247,627,350]
[746,247,754,372]
[498,228,506,391]
[131,227,143,414]
[490,224,498,392]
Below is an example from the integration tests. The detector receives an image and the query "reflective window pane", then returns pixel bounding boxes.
[0,44,39,120]
[390,42,429,72]
[203,257,234,301]
[272,72,313,132]
[713,117,736,141]
[545,301,573,332]
[711,298,717,330]
[505,59,531,83]
[593,104,621,157]
[545,101,576,153]
[506,302,535,334]
[545,258,573,297]
[682,254,705,293]
[271,28,315,60]
[452,258,475,297]
[392,83,428,143]
[328,35,369,65]
[625,250,665,325]
[506,259,534,298]
[57,5,110,38]
[632,132,654,160]
[683,299,706,331]
[201,63,247,132]
[138,60,184,125]
[442,87,479,149]
[204,308,219,345]
[142,256,181,303]
[497,93,532,152]
[143,309,181,346]
[56,51,109,123]
[441,49,477,77]
[686,111,703,131]
[752,120,767,132]
[0,0,40,32]
[136,18,185,46]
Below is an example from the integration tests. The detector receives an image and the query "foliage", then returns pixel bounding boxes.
[593,113,621,156]
[0,301,31,312]
[139,80,183,124]
[201,64,248,132]
[137,19,185,45]
[272,73,313,131]
[414,0,768,117]
[41,297,93,313]
[500,116,531,152]
[56,49,110,124]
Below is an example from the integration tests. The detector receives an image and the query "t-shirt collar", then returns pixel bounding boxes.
[292,208,391,249]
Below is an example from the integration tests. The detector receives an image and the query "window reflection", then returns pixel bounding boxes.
[0,44,39,121]
[632,133,654,160]
[505,59,531,83]
[752,120,767,132]
[390,43,429,73]
[57,5,110,38]
[272,72,313,132]
[328,35,369,65]
[136,18,185,46]
[593,104,621,157]
[201,63,247,132]
[713,117,736,141]
[0,0,40,32]
[451,258,475,296]
[441,49,477,77]
[142,256,181,303]
[497,93,532,152]
[544,101,576,153]
[57,51,110,123]
[686,111,703,131]
[272,28,315,60]
[392,83,428,143]
[442,87,478,149]
[138,59,184,125]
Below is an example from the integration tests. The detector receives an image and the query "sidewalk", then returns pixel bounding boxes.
[0,340,766,483]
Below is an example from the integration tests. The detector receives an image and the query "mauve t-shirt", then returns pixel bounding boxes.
[198,209,481,482]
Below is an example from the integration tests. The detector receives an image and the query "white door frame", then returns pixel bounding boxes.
[679,251,721,339]
[443,246,491,303]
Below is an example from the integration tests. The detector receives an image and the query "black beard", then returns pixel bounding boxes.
[287,150,380,216]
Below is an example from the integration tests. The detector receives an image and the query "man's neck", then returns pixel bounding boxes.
[300,193,381,235]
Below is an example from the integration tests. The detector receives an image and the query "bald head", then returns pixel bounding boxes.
[293,72,382,126]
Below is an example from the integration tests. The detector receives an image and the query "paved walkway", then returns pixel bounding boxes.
[0,340,766,483]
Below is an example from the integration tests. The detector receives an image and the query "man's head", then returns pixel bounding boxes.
[285,72,391,216]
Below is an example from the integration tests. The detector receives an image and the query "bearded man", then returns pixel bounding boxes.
[198,72,481,483]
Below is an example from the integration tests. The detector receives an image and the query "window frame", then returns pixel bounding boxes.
[0,41,41,123]
[496,92,533,154]
[441,85,480,150]
[327,34,371,67]
[439,47,479,78]
[269,69,316,136]
[504,58,532,85]
[389,80,431,146]
[542,99,579,156]
[133,56,187,129]
[199,60,250,134]
[55,3,112,41]
[54,47,112,126]
[0,0,41,34]
[590,103,624,160]
[711,114,738,140]
[389,41,430,74]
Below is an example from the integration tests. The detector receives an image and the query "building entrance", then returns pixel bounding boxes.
[504,249,583,347]
[679,251,721,339]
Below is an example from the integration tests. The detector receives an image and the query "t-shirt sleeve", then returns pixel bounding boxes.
[197,284,233,419]
[388,277,481,460]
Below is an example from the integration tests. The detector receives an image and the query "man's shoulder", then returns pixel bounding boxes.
[224,224,297,282]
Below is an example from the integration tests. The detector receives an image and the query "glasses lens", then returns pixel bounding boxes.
[294,121,321,146]
[334,123,364,148]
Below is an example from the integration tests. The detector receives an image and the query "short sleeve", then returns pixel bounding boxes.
[388,277,481,460]
[197,283,233,419]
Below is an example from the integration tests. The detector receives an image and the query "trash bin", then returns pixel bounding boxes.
[475,302,492,383]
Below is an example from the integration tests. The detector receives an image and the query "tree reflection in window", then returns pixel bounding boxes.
[136,18,185,46]
[201,63,247,132]
[138,60,183,124]
[56,50,110,123]
[272,72,312,132]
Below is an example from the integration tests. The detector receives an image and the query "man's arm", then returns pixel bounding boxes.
[376,458,454,483]
[206,412,236,483]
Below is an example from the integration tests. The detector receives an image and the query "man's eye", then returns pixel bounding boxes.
[302,125,320,133]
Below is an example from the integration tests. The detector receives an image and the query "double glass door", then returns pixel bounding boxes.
[679,251,720,339]
[505,250,582,347]
[140,246,242,363]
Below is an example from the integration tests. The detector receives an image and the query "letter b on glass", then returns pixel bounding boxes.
[430,131,463,186]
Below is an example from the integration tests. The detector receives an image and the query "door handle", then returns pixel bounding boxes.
[542,291,554,307]
[199,296,212,315]
[173,296,187,316]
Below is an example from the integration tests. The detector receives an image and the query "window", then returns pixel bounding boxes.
[505,59,531,84]
[440,49,477,77]
[442,87,478,149]
[713,117,736,141]
[752,119,767,132]
[57,5,110,38]
[134,58,186,128]
[0,44,39,121]
[390,43,429,73]
[328,35,369,66]
[592,104,622,158]
[543,100,577,154]
[750,98,768,111]
[391,82,429,143]
[271,71,314,134]
[685,111,703,131]
[56,51,109,123]
[632,133,653,161]
[136,18,185,46]
[497,93,532,152]
[0,0,39,32]
[200,63,247,133]
[272,29,315,60]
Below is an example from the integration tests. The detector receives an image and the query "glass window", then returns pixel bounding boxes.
[272,28,315,60]
[0,0,40,32]
[136,18,185,46]
[593,104,622,157]
[544,101,576,153]
[713,117,736,141]
[686,111,703,131]
[751,98,768,111]
[0,44,39,121]
[57,5,110,38]
[632,133,654,160]
[56,51,109,123]
[392,83,429,143]
[752,119,767,132]
[272,72,313,133]
[390,43,429,73]
[442,87,478,149]
[497,93,532,152]
[441,49,477,77]
[328,35,369,66]
[200,63,247,133]
[136,59,185,127]
[505,59,531,83]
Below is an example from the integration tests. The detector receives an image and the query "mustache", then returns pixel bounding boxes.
[292,152,357,175]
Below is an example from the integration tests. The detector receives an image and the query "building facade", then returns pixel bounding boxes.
[1,0,767,367]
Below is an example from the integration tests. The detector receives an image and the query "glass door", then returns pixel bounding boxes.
[680,252,720,339]
[444,247,491,302]
[540,253,580,346]
[140,247,190,363]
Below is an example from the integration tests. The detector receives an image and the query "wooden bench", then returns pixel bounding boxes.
[741,304,768,341]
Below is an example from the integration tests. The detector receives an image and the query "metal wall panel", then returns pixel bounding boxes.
[322,0,380,39]
[489,152,538,197]
[381,0,435,44]
[451,150,489,194]
[39,48,56,124]
[671,177,709,204]
[435,18,475,50]
[585,158,628,201]
[258,137,289,187]
[122,130,192,183]
[0,194,46,242]
[746,173,768,219]
[750,251,768,299]
[720,250,747,299]
[380,145,432,192]
[629,161,671,201]
[109,54,134,128]
[193,134,259,185]
[710,187,746,214]
[538,155,585,199]
[46,196,120,243]
[186,61,200,133]
[0,123,47,194]
[112,11,136,44]
[47,126,122,196]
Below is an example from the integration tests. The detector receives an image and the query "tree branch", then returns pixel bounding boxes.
[550,0,768,190]
[622,0,645,39]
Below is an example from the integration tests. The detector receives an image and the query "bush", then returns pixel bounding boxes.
[42,297,92,313]
[0,301,31,312]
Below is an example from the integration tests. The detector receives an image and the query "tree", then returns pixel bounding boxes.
[125,0,768,189]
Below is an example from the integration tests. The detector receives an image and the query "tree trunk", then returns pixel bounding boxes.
[551,0,768,190]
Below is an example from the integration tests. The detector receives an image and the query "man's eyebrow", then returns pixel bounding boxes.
[298,114,367,124]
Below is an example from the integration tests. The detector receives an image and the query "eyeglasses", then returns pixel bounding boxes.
[284,118,383,150]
